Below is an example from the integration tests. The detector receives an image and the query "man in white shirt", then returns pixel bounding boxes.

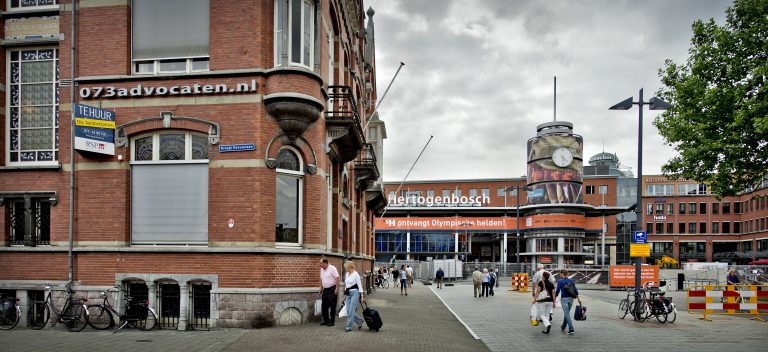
[319,258,340,326]
[406,265,414,287]
[532,264,555,297]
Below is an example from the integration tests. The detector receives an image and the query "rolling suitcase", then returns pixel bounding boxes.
[362,302,383,331]
[574,305,587,321]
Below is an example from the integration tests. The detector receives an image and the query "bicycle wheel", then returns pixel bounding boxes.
[618,299,629,319]
[667,304,677,323]
[86,305,114,330]
[65,304,88,332]
[135,306,157,331]
[0,305,21,330]
[655,304,668,323]
[383,280,389,289]
[27,302,50,330]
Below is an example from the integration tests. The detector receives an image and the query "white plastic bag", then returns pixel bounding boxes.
[314,299,322,316]
[339,303,348,318]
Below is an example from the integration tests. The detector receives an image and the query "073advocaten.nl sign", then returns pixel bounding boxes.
[79,80,259,99]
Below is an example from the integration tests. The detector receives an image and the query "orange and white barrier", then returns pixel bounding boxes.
[687,284,768,321]
[510,273,529,292]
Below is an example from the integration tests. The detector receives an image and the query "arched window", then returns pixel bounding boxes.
[276,147,303,245]
[130,131,209,245]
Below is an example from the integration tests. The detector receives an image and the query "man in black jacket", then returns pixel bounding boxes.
[435,268,445,289]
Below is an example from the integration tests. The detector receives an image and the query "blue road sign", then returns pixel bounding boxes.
[219,143,256,153]
[633,231,647,244]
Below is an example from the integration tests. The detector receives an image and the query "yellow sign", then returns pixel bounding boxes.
[75,118,115,129]
[630,244,651,257]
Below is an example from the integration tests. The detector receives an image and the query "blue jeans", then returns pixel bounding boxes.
[344,289,364,330]
[560,297,574,332]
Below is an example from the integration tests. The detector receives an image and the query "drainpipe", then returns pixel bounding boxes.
[68,0,77,287]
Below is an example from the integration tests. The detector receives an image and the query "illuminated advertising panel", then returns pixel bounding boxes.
[526,134,583,204]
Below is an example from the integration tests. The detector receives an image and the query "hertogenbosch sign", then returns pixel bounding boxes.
[73,103,115,155]
[388,194,491,207]
[78,80,259,99]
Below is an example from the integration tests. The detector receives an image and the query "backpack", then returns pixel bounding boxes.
[563,280,577,297]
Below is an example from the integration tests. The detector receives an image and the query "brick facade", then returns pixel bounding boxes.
[0,0,382,330]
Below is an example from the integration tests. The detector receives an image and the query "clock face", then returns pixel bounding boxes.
[552,147,574,167]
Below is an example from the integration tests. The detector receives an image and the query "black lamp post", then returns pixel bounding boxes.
[609,88,672,294]
[506,185,533,267]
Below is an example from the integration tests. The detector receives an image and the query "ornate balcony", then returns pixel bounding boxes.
[264,95,323,141]
[353,143,379,191]
[326,86,365,163]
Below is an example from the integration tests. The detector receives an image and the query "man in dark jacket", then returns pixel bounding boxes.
[555,269,583,335]
[435,268,445,289]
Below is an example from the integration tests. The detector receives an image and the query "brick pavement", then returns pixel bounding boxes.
[432,282,767,352]
[0,282,487,352]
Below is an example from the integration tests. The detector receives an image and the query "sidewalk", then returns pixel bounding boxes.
[0,282,488,352]
[225,282,489,352]
[432,282,767,352]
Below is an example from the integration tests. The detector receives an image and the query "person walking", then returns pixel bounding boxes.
[342,261,365,332]
[319,258,339,327]
[494,268,500,288]
[399,265,409,295]
[481,268,491,297]
[406,265,414,287]
[391,266,399,288]
[555,269,582,335]
[532,264,555,298]
[472,268,483,297]
[435,267,445,289]
[532,271,556,334]
[489,269,497,296]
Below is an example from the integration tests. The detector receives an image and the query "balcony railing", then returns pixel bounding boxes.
[353,143,379,190]
[326,85,364,144]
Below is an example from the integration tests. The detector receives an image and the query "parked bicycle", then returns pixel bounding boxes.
[87,286,157,333]
[0,294,21,330]
[375,275,389,289]
[617,288,634,320]
[28,282,89,332]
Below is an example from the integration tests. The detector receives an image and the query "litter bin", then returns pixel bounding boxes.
[677,273,685,290]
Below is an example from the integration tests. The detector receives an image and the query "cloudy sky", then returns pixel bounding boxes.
[364,0,732,182]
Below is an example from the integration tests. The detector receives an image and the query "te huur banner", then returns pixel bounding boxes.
[609,265,659,287]
[73,103,116,155]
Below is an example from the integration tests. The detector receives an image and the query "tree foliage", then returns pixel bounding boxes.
[655,0,768,197]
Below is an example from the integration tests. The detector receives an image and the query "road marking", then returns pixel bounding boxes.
[429,286,480,340]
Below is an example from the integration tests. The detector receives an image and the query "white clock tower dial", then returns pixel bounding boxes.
[552,147,574,167]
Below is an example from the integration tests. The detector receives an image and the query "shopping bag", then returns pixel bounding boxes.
[530,304,539,326]
[339,303,348,318]
[314,299,322,316]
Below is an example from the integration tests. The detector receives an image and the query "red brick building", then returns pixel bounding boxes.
[0,0,385,329]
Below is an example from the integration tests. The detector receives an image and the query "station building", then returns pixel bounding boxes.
[0,0,386,329]
[375,121,768,267]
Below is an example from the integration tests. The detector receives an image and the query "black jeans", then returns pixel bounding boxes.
[321,286,337,324]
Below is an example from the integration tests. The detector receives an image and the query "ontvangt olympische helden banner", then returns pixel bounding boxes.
[73,103,116,155]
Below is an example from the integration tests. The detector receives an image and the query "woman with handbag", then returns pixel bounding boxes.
[342,261,365,332]
[532,271,556,334]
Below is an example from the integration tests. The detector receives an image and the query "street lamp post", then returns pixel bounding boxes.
[609,88,672,294]
[506,185,533,268]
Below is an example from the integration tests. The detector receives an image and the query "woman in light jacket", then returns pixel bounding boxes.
[343,261,365,332]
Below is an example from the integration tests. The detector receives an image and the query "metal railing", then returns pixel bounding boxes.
[189,283,211,330]
[326,85,365,142]
[158,283,180,329]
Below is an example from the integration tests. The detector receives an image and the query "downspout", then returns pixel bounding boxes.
[68,0,77,287]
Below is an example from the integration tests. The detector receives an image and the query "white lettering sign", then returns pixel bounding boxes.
[79,80,259,99]
[387,194,491,207]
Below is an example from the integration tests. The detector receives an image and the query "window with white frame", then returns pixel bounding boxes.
[7,0,58,10]
[276,147,304,245]
[132,0,210,75]
[7,48,59,164]
[130,131,209,244]
[274,0,316,67]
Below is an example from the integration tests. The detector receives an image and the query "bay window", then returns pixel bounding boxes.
[130,131,209,244]
[276,148,304,245]
[7,48,59,164]
[274,0,316,68]
[132,0,210,75]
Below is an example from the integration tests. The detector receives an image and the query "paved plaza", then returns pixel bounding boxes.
[0,281,487,352]
[431,281,767,352]
[2,281,766,352]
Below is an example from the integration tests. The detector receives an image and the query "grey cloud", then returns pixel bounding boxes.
[365,0,730,181]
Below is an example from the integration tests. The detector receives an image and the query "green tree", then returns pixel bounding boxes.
[655,0,767,197]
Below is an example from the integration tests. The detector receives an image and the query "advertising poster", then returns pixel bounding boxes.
[73,103,116,155]
[609,265,659,287]
[526,134,584,205]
